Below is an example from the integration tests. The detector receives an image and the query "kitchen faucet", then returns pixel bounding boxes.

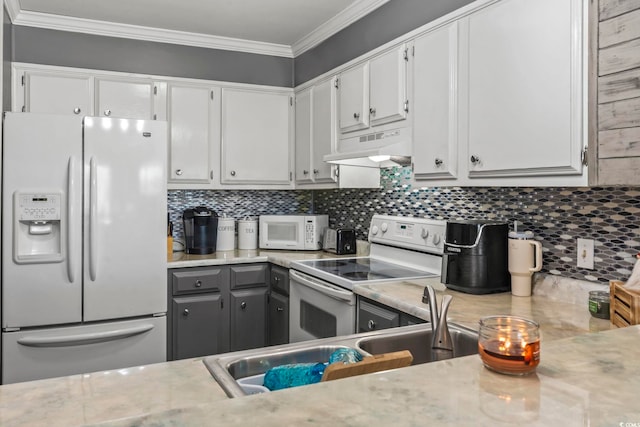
[423,285,453,361]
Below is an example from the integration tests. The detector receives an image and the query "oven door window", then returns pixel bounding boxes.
[300,300,337,339]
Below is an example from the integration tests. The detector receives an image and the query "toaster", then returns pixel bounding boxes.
[323,228,357,255]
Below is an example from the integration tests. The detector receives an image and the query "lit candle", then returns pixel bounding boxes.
[478,316,540,375]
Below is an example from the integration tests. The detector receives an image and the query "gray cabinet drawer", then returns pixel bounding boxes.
[171,267,228,295]
[230,264,268,290]
[270,265,289,295]
[358,299,400,332]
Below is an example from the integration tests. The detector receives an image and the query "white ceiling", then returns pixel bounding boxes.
[5,0,390,57]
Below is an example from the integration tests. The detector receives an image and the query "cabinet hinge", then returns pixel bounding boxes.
[211,90,214,100]
[404,48,409,61]
[221,298,224,310]
[21,105,26,112]
[290,96,293,106]
[210,170,214,180]
[404,100,409,113]
[21,75,25,86]
[411,162,415,172]
[153,86,158,95]
[334,168,340,178]
[153,114,157,120]
[289,171,293,181]
[581,147,588,166]
[412,45,415,57]
[334,78,339,89]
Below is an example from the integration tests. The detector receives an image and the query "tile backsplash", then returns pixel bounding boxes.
[167,168,640,284]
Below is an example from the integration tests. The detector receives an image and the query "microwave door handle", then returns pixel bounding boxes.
[290,270,353,302]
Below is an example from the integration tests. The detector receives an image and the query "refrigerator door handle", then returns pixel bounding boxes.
[16,323,155,347]
[67,156,77,283]
[89,157,98,281]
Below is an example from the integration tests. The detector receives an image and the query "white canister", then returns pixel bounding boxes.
[238,217,258,250]
[217,217,236,251]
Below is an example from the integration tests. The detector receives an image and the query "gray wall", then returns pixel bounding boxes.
[12,26,293,87]
[294,0,474,85]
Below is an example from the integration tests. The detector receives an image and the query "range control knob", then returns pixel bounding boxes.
[433,234,442,246]
[371,225,379,236]
[421,228,429,239]
[380,223,388,233]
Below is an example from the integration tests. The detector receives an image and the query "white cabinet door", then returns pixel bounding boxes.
[311,78,337,183]
[168,84,220,185]
[23,71,93,116]
[221,88,292,185]
[295,87,313,184]
[96,78,156,120]
[369,44,408,127]
[464,0,584,177]
[338,63,369,133]
[412,23,459,180]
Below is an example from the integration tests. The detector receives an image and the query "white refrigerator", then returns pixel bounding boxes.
[2,113,167,384]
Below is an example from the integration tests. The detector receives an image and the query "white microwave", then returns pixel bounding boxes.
[259,215,329,251]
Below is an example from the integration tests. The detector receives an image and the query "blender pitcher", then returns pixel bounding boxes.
[508,229,543,297]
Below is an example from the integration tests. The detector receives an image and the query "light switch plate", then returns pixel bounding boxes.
[577,238,594,269]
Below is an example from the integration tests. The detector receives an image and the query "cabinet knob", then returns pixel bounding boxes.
[303,170,309,175]
[104,109,111,117]
[240,301,247,310]
[367,319,376,330]
[276,307,284,312]
[313,169,319,174]
[470,155,481,165]
[73,107,81,115]
[353,112,360,120]
[434,158,443,167]
[230,170,236,176]
[194,280,202,288]
[369,107,376,116]
[175,169,183,176]
[183,308,189,316]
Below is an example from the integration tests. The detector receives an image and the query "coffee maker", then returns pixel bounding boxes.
[441,220,510,294]
[183,206,218,254]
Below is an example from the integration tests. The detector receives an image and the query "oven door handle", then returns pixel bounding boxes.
[290,270,354,303]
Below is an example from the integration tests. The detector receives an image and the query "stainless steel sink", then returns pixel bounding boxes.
[203,323,479,398]
[356,324,478,364]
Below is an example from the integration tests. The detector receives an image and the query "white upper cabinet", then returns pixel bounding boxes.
[95,78,159,120]
[462,0,585,179]
[369,45,409,127]
[338,62,370,133]
[311,78,338,183]
[412,22,459,180]
[168,83,220,186]
[221,88,293,186]
[338,44,409,135]
[17,70,93,116]
[295,87,314,184]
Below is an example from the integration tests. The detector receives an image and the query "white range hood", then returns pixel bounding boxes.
[324,127,412,168]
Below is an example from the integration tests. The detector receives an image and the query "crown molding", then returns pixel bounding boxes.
[8,7,294,58]
[292,0,389,57]
[5,0,388,59]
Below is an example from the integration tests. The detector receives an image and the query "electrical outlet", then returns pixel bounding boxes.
[577,238,594,269]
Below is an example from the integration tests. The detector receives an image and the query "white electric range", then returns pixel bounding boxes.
[288,215,445,343]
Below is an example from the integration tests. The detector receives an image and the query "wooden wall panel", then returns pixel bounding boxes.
[599,127,640,157]
[599,97,640,130]
[599,38,640,75]
[600,0,640,20]
[599,8,640,47]
[598,157,640,184]
[598,68,640,103]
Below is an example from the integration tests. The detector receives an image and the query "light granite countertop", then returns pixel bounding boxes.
[0,249,631,426]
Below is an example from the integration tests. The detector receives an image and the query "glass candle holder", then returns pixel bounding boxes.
[478,315,540,375]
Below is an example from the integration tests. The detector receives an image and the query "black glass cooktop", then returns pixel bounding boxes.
[300,258,431,282]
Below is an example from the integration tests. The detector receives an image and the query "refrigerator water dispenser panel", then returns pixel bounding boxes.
[13,191,63,263]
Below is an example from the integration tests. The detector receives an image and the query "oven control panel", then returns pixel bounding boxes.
[368,215,445,254]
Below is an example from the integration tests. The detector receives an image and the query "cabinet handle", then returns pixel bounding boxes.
[367,319,376,330]
[183,308,189,316]
[274,276,280,282]
[434,158,443,167]
[230,170,236,176]
[73,107,81,115]
[369,107,376,116]
[104,109,111,117]
[175,169,183,176]
[240,301,247,310]
[313,169,319,174]
[194,280,202,288]
[277,307,284,312]
[470,155,481,165]
[353,112,360,120]
[303,170,309,175]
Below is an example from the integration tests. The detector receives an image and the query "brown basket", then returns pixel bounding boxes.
[610,280,640,327]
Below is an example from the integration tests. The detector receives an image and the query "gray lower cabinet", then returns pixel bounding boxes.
[357,297,426,333]
[268,265,289,346]
[168,263,268,360]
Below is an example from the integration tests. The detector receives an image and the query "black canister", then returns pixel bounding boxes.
[183,206,218,254]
